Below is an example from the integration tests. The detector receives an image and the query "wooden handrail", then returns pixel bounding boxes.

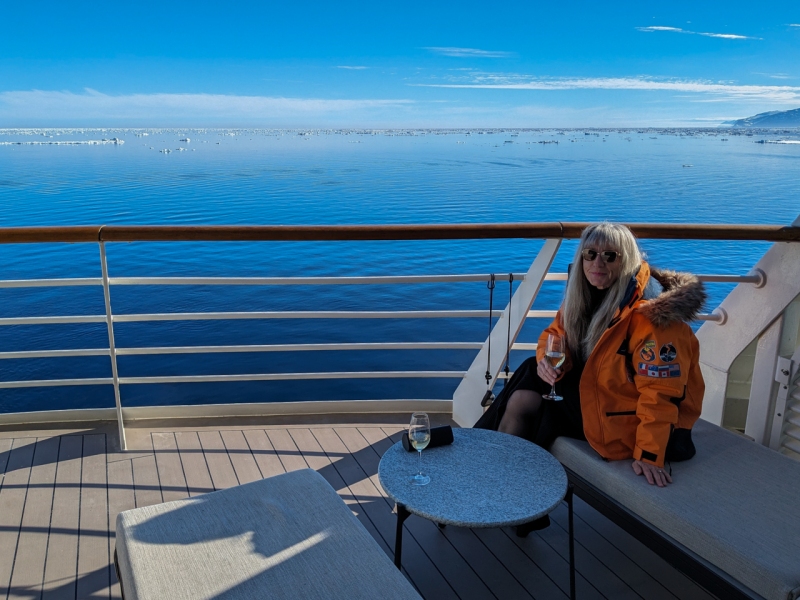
[0,223,799,244]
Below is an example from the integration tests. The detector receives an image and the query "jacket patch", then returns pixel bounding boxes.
[640,340,656,362]
[638,363,681,378]
[659,343,677,363]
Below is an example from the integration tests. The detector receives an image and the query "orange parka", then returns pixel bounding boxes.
[537,262,705,468]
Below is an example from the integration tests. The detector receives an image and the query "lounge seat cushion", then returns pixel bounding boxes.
[115,468,421,600]
[550,419,800,600]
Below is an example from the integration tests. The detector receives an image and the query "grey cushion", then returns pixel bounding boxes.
[116,469,421,600]
[550,419,800,600]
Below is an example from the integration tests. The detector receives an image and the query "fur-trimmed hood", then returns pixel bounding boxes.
[637,267,707,328]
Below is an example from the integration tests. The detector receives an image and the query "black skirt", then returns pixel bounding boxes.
[474,356,586,449]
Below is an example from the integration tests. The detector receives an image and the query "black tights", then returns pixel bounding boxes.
[498,389,543,439]
[477,356,585,447]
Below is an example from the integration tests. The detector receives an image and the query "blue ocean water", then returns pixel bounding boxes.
[1,128,798,414]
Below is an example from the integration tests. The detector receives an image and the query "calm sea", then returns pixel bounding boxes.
[1,128,798,414]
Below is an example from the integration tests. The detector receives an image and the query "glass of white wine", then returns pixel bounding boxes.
[543,333,565,401]
[409,412,431,486]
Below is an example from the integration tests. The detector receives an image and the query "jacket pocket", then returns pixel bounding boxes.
[605,410,636,416]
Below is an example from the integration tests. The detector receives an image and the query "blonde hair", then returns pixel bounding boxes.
[561,222,642,360]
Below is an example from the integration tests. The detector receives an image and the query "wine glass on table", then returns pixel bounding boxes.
[409,412,431,486]
[542,333,565,401]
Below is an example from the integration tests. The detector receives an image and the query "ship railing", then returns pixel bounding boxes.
[1,223,797,450]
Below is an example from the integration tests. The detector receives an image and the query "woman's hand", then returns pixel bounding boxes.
[537,358,560,386]
[632,460,672,487]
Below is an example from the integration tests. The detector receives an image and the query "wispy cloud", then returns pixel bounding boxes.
[336,65,368,70]
[636,26,760,40]
[424,47,515,58]
[414,75,800,102]
[639,26,683,32]
[0,89,413,125]
[789,24,800,27]
[754,72,793,80]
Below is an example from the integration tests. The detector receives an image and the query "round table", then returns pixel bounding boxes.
[378,428,574,599]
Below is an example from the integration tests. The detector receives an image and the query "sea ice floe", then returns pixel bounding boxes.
[0,138,124,146]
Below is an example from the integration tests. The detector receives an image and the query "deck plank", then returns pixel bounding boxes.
[0,438,36,598]
[312,427,459,600]
[219,430,262,485]
[173,432,214,497]
[264,429,308,473]
[7,437,59,600]
[198,431,239,490]
[76,434,111,599]
[152,432,189,503]
[106,455,134,600]
[41,436,82,600]
[241,430,284,479]
[0,437,16,475]
[131,437,161,509]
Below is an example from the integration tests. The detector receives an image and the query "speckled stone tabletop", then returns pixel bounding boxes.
[378,428,567,528]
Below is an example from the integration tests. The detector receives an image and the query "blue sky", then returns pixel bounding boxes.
[1,1,799,127]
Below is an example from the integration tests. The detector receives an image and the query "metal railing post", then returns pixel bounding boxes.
[99,241,127,451]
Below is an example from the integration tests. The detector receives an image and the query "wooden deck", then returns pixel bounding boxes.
[0,415,719,600]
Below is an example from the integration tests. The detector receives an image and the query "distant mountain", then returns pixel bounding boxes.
[726,108,800,127]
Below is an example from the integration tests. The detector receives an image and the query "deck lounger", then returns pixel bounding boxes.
[115,468,422,600]
[551,419,800,600]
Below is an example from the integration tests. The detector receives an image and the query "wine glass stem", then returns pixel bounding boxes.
[550,383,556,397]
[418,449,422,476]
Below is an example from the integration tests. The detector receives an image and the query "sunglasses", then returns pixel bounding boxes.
[581,249,620,263]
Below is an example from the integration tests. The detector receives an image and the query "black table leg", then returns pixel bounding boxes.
[567,484,576,600]
[394,503,411,569]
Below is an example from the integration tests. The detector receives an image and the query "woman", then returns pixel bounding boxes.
[476,222,705,490]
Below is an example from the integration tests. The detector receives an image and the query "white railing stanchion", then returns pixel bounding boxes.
[99,241,127,451]
[452,239,562,427]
